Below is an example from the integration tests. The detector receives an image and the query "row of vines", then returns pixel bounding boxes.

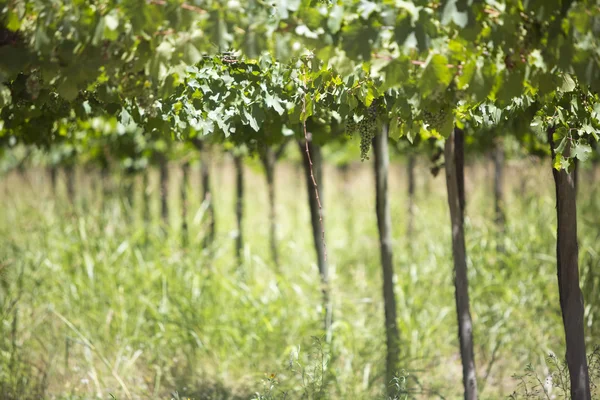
[1,0,600,399]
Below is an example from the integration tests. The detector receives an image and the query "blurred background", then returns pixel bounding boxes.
[1,142,599,399]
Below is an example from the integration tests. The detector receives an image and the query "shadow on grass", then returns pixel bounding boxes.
[169,376,254,400]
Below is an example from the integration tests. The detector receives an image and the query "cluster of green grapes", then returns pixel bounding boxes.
[346,118,358,136]
[423,106,451,134]
[25,74,41,100]
[136,85,157,117]
[41,91,70,116]
[359,103,379,160]
[346,102,380,161]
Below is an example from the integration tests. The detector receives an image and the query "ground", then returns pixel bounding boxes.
[0,156,599,399]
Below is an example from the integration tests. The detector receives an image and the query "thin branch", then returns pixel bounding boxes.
[410,59,460,68]
[301,94,327,263]
[274,139,289,160]
[146,0,207,14]
[156,28,175,36]
[480,340,502,393]
[373,53,393,61]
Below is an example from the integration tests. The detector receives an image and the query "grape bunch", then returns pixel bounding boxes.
[358,102,379,161]
[25,74,41,100]
[423,106,452,135]
[43,92,68,115]
[345,101,381,160]
[345,118,358,137]
[136,83,156,115]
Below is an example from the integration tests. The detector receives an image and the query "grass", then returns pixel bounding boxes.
[0,154,599,399]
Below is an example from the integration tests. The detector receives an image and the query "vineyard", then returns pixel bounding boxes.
[1,0,600,399]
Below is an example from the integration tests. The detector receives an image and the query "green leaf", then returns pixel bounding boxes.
[34,26,51,51]
[363,86,375,107]
[592,103,600,121]
[554,133,568,155]
[251,103,266,129]
[497,68,524,106]
[560,74,576,93]
[105,14,119,31]
[421,54,452,97]
[406,128,416,144]
[581,123,599,141]
[388,117,401,139]
[92,17,106,45]
[6,10,21,31]
[358,1,377,19]
[193,118,214,135]
[173,101,183,114]
[536,72,560,97]
[274,0,289,19]
[438,112,454,139]
[0,84,12,108]
[394,17,413,47]
[572,142,592,162]
[183,43,202,65]
[554,154,571,170]
[327,5,344,34]
[381,59,408,91]
[414,24,429,53]
[471,61,497,102]
[300,94,313,121]
[288,104,301,124]
[456,58,475,90]
[265,93,285,115]
[441,0,468,28]
[243,108,259,131]
[553,154,563,170]
[341,24,377,61]
[56,78,79,101]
